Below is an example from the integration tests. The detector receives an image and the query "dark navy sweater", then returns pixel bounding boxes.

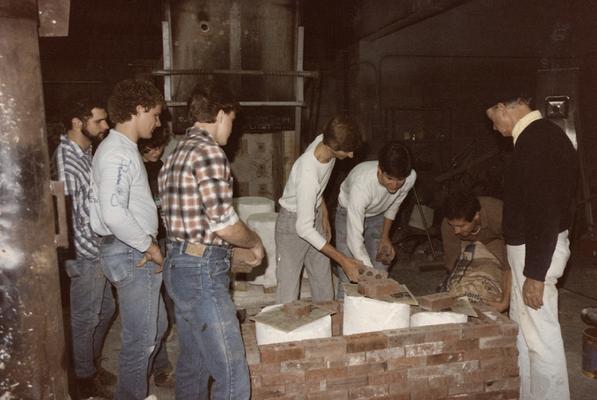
[503,117,577,281]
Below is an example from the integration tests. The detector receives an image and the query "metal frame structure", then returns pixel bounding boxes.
[156,2,316,157]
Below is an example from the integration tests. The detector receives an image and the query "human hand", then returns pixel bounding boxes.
[376,237,396,265]
[522,278,544,310]
[341,257,364,282]
[137,242,164,273]
[248,239,265,267]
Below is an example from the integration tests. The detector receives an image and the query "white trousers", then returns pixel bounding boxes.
[508,230,570,400]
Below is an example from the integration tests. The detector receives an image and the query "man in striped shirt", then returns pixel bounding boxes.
[159,84,263,399]
[52,95,115,399]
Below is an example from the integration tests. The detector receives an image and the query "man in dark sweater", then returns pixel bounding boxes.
[486,94,577,400]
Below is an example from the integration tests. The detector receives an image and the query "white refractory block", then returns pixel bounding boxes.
[343,294,410,335]
[233,196,275,223]
[247,212,278,288]
[255,304,332,345]
[410,311,468,327]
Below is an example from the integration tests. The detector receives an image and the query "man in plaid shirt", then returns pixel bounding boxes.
[159,84,264,399]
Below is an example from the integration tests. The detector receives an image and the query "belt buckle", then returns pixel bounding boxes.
[185,242,206,257]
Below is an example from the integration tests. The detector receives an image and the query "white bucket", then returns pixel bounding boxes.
[255,304,332,345]
[233,196,275,223]
[343,295,410,335]
[247,212,278,288]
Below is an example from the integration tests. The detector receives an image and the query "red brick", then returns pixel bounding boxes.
[404,341,445,357]
[407,360,479,379]
[250,362,281,375]
[347,362,386,377]
[252,385,286,398]
[479,335,517,349]
[262,371,306,386]
[368,370,406,385]
[366,347,405,363]
[246,345,261,365]
[386,356,426,370]
[260,343,305,363]
[375,395,409,400]
[346,332,389,353]
[499,322,518,336]
[326,375,368,390]
[427,352,465,365]
[461,324,500,339]
[445,338,480,352]
[349,384,389,399]
[358,278,401,298]
[418,292,458,311]
[448,380,484,395]
[357,264,388,281]
[385,328,428,347]
[425,325,463,342]
[305,366,347,382]
[484,377,520,392]
[281,358,325,372]
[389,377,427,395]
[307,389,348,400]
[304,337,346,360]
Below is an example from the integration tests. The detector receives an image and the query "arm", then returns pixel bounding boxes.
[345,197,374,267]
[294,165,328,250]
[320,200,332,242]
[216,221,264,265]
[376,218,396,265]
[520,138,566,308]
[319,242,362,282]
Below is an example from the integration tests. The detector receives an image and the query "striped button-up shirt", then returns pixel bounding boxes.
[158,127,239,245]
[52,134,99,259]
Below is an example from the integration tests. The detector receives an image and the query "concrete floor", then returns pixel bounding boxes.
[91,249,597,399]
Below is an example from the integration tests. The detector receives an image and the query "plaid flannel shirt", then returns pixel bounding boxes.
[158,127,238,245]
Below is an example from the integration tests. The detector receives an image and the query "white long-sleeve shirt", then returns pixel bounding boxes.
[278,134,334,250]
[338,161,416,266]
[90,129,158,252]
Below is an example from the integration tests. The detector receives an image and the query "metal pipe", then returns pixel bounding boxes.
[152,68,318,78]
[0,1,69,398]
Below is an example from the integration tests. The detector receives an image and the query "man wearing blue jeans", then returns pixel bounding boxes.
[335,142,416,299]
[159,84,264,399]
[52,95,116,399]
[91,79,168,400]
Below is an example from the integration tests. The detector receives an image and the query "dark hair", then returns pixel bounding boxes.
[378,142,411,179]
[187,83,239,123]
[61,94,105,130]
[107,79,164,124]
[138,126,170,152]
[488,93,534,110]
[443,191,481,222]
[322,116,362,153]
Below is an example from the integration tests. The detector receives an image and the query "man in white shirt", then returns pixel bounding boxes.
[335,142,416,298]
[276,116,363,304]
[90,79,167,400]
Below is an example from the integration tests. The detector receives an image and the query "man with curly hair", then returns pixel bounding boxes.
[90,79,168,399]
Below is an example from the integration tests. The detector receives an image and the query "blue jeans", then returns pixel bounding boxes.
[99,236,167,400]
[65,257,116,378]
[335,206,387,299]
[164,242,250,400]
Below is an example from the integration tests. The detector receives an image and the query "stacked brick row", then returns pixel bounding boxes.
[242,303,519,399]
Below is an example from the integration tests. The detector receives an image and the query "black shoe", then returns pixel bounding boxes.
[96,365,117,386]
[73,375,113,399]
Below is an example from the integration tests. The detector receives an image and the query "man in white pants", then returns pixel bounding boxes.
[486,93,577,400]
[276,115,363,304]
[335,142,416,299]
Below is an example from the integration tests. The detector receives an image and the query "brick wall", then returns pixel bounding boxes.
[242,302,519,399]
